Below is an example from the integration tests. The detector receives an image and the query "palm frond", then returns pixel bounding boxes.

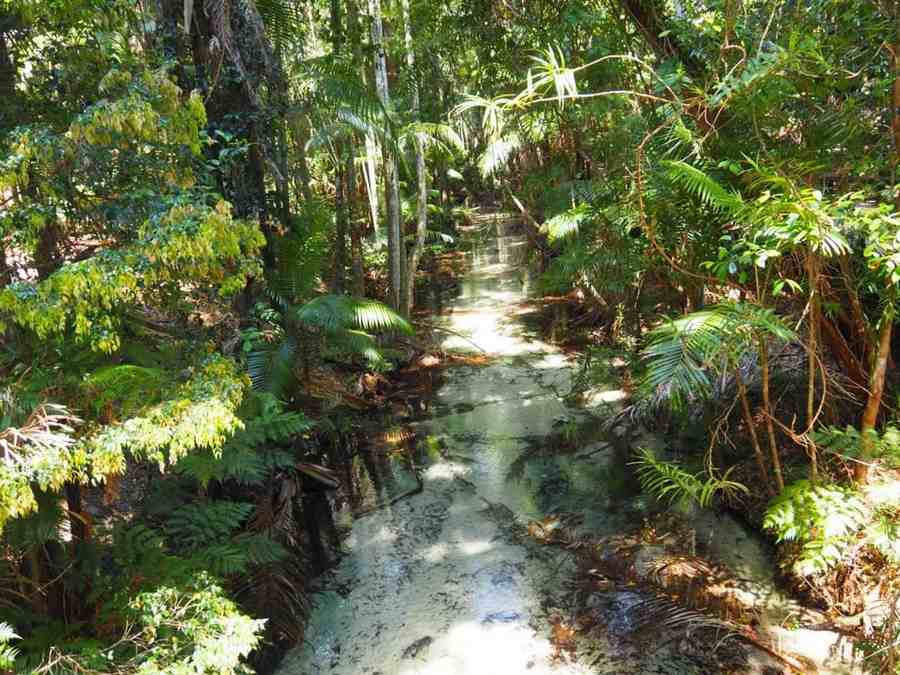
[296,295,412,334]
[640,303,794,409]
[543,203,591,241]
[662,160,743,213]
[255,0,304,50]
[0,622,19,669]
[247,336,297,394]
[626,594,738,635]
[479,133,522,177]
[400,122,465,155]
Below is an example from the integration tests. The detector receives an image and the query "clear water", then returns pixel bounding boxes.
[276,218,856,674]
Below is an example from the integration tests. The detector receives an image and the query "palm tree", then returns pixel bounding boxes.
[640,302,796,494]
[248,235,413,399]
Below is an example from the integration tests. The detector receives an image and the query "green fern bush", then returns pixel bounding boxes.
[814,424,900,469]
[0,622,19,669]
[763,480,868,576]
[633,448,748,509]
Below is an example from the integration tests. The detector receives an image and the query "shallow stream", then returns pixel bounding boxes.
[277,217,857,674]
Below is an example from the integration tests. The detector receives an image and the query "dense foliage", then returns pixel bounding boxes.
[1,0,899,671]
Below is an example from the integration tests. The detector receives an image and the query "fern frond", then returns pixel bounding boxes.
[763,480,868,576]
[543,203,591,241]
[633,448,747,508]
[167,501,255,551]
[0,622,19,669]
[662,160,743,213]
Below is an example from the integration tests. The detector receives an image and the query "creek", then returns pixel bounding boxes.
[277,216,856,674]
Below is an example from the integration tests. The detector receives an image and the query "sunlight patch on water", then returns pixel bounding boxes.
[583,388,628,405]
[395,621,593,675]
[423,461,471,481]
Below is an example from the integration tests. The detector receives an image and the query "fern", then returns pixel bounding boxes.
[763,480,868,576]
[708,45,787,107]
[633,448,748,509]
[234,532,288,567]
[0,622,19,670]
[662,160,744,213]
[167,501,255,552]
[112,523,171,579]
[814,424,900,469]
[865,509,900,563]
[177,395,311,486]
[83,365,171,418]
[543,203,591,241]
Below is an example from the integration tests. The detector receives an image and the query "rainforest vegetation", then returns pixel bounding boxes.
[1,0,900,672]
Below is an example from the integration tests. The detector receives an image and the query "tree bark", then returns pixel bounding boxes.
[347,144,366,296]
[736,370,774,497]
[333,156,348,293]
[757,338,784,493]
[857,305,895,483]
[400,0,427,317]
[616,0,706,81]
[820,314,868,391]
[331,0,347,293]
[368,0,403,310]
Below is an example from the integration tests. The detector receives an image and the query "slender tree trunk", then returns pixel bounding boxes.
[346,0,367,297]
[364,136,381,232]
[330,0,347,293]
[368,0,402,310]
[806,251,820,482]
[284,110,315,205]
[893,0,900,211]
[347,146,366,296]
[400,0,427,317]
[333,156,348,293]
[758,338,784,493]
[736,370,774,497]
[838,254,870,363]
[857,303,895,483]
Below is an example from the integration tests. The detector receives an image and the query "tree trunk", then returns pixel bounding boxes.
[289,110,315,205]
[820,314,868,391]
[400,0,427,317]
[757,338,784,493]
[368,0,403,310]
[837,254,871,363]
[347,145,366,296]
[736,370,774,497]
[330,0,347,293]
[857,305,895,483]
[333,156,348,293]
[616,0,706,81]
[893,0,900,211]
